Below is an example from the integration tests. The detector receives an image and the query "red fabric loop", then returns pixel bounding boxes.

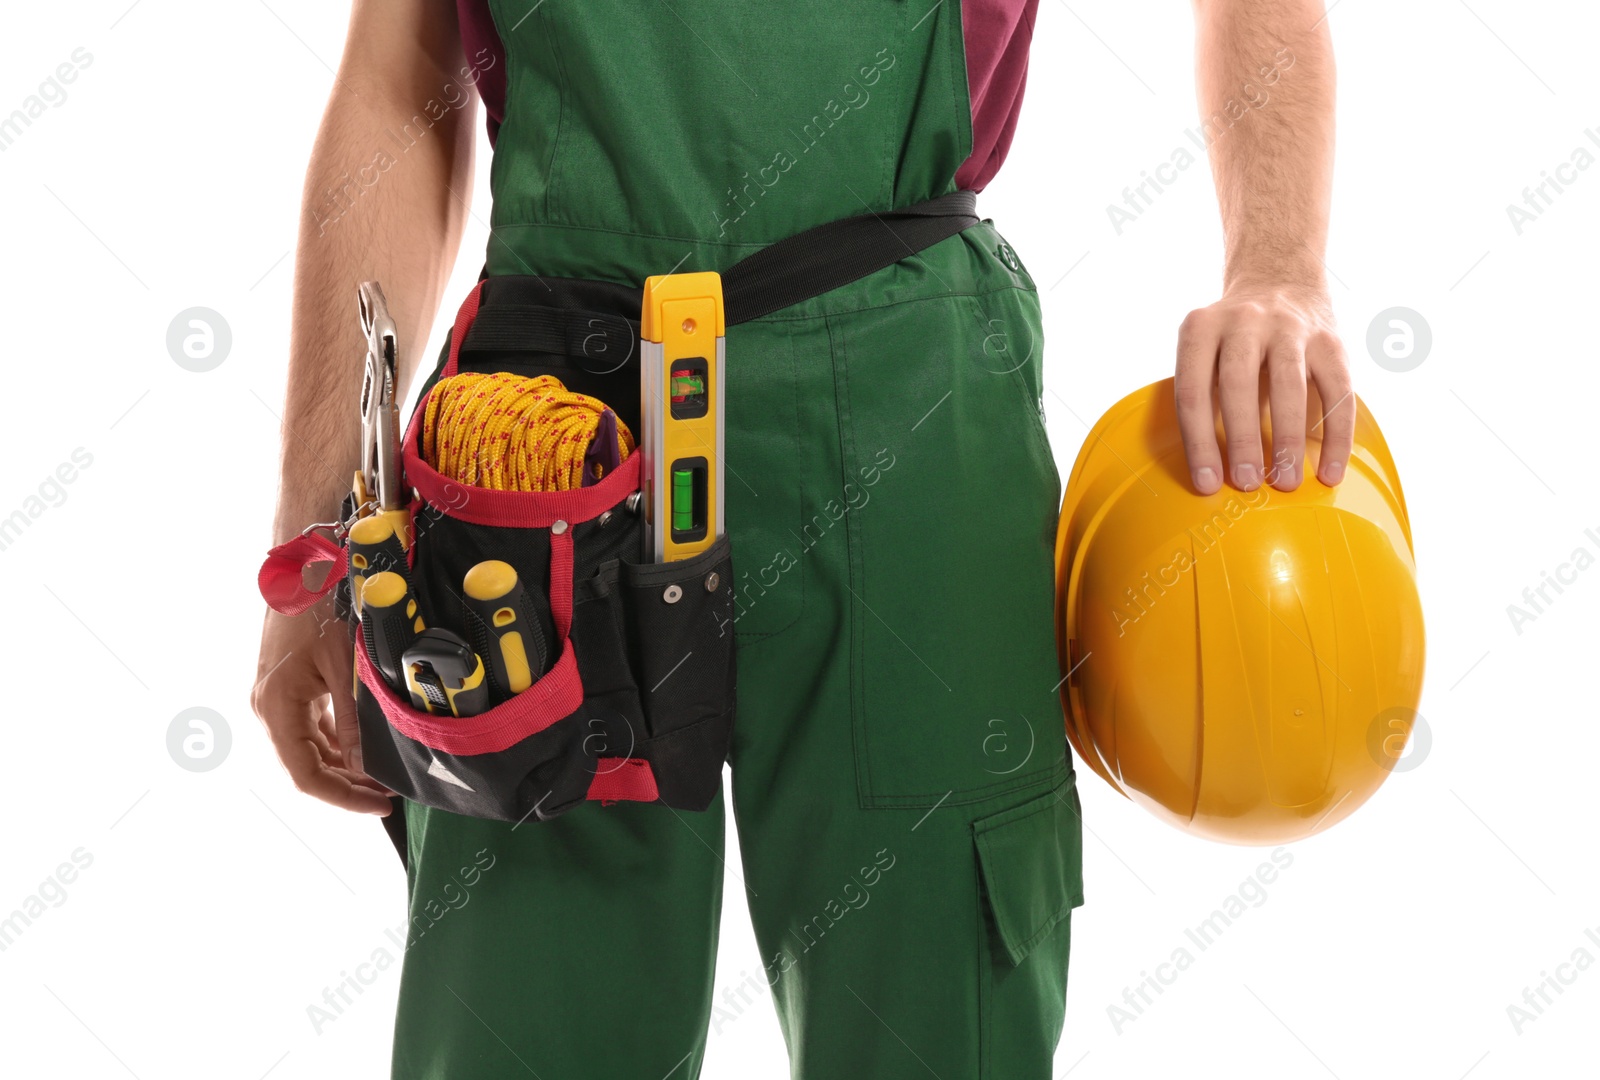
[586,759,660,804]
[258,533,346,616]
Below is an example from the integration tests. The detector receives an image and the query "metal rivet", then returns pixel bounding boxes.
[626,492,644,514]
[705,572,720,592]
[551,519,568,535]
[597,510,613,528]
[663,584,683,604]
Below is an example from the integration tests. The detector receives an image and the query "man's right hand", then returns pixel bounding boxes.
[253,0,475,813]
[252,601,394,815]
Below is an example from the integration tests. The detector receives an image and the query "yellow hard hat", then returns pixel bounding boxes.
[1054,378,1425,845]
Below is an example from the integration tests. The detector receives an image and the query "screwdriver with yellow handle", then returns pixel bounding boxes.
[360,571,424,694]
[463,560,547,698]
[347,515,409,619]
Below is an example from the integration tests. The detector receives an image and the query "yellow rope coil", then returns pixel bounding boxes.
[422,372,635,492]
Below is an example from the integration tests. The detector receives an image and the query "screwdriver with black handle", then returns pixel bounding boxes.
[360,571,423,694]
[347,515,409,619]
[462,560,548,699]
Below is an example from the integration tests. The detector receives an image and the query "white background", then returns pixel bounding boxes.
[1,1,1596,1078]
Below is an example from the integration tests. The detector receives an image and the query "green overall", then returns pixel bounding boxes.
[392,3,1084,1077]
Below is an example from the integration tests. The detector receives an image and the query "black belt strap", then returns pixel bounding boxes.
[459,190,980,358]
[721,189,978,324]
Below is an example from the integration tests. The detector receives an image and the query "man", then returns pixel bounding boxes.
[252,1,1351,1076]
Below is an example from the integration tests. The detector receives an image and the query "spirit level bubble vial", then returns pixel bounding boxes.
[640,271,725,562]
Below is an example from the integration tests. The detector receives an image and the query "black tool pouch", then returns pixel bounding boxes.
[261,190,986,837]
[348,278,737,824]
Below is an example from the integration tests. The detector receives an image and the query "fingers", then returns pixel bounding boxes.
[1175,312,1224,494]
[252,633,393,816]
[258,695,394,815]
[1266,336,1308,490]
[1308,331,1356,486]
[329,673,364,776]
[314,639,399,798]
[1217,328,1266,491]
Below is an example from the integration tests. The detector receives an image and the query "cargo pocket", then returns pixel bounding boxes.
[973,770,1084,1079]
[835,284,1064,806]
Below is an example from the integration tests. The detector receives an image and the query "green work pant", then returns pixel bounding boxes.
[390,221,1085,1079]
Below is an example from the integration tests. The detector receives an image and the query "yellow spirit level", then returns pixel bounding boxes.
[640,271,725,562]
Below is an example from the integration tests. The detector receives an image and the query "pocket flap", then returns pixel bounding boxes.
[973,773,1085,966]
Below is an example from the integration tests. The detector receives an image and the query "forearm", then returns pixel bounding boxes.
[1192,0,1334,292]
[270,0,475,544]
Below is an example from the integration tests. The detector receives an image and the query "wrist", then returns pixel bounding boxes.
[1223,252,1327,298]
[1220,272,1330,310]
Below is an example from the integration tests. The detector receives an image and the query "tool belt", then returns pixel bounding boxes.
[260,190,981,825]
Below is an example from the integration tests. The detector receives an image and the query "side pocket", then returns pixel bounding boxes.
[973,771,1084,1078]
[975,770,1084,964]
[836,287,1064,805]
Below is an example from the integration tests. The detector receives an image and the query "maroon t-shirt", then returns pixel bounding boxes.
[456,0,1037,193]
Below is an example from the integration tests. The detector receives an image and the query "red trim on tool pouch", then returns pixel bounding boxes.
[400,280,487,462]
[357,634,582,756]
[353,526,583,756]
[442,280,487,379]
[406,448,640,530]
[586,758,660,803]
